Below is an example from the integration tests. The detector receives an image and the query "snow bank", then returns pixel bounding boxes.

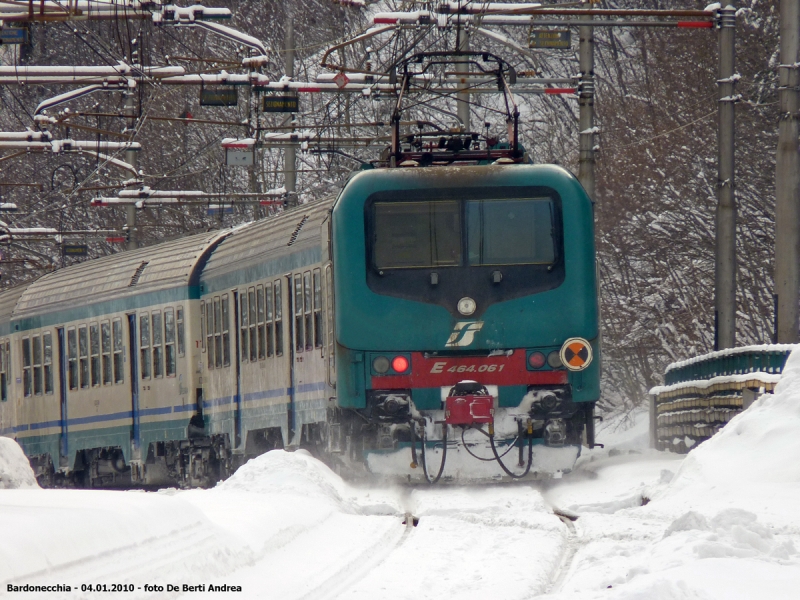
[667,346,800,490]
[0,488,253,589]
[0,438,38,489]
[218,449,347,500]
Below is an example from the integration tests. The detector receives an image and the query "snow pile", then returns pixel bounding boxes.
[0,488,253,590]
[667,346,800,491]
[0,438,38,489]
[217,449,349,505]
[662,509,795,561]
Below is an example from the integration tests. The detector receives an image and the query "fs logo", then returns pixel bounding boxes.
[445,321,484,347]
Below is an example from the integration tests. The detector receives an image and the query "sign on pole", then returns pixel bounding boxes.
[62,244,88,257]
[200,87,238,106]
[0,28,28,45]
[226,149,254,166]
[529,30,571,49]
[263,96,299,113]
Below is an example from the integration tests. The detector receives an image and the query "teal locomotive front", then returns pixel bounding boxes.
[330,164,599,481]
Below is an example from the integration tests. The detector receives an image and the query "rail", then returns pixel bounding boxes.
[649,345,797,453]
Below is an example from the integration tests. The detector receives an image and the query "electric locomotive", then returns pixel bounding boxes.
[326,163,600,481]
[0,163,598,486]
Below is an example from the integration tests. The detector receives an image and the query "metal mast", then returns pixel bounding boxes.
[715,5,737,349]
[456,29,471,132]
[578,14,595,199]
[124,92,139,250]
[774,0,800,342]
[284,8,297,206]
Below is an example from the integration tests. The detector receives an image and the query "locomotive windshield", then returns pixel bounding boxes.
[373,201,462,268]
[372,197,556,269]
[466,198,555,266]
[365,186,565,313]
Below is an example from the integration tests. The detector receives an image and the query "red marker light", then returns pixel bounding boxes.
[528,352,546,369]
[392,355,409,373]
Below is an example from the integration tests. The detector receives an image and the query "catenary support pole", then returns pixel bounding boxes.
[715,5,737,349]
[124,92,139,251]
[284,8,297,207]
[774,0,800,342]
[456,29,471,132]
[578,16,595,200]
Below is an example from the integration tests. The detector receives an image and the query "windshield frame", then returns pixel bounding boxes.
[367,188,562,272]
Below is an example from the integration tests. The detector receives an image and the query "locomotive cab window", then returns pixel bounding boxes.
[373,201,461,269]
[366,187,565,310]
[466,198,556,266]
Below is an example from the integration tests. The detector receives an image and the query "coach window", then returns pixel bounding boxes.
[176,307,186,357]
[303,272,313,351]
[43,332,53,395]
[294,274,304,353]
[248,287,257,363]
[140,314,151,379]
[32,335,43,395]
[0,340,7,402]
[256,285,266,360]
[152,311,163,378]
[0,340,7,401]
[204,301,213,368]
[112,319,124,384]
[221,294,231,367]
[67,328,78,390]
[200,301,206,354]
[240,292,249,363]
[313,268,323,349]
[210,299,219,369]
[274,280,283,356]
[325,265,335,371]
[22,337,31,397]
[90,324,101,387]
[79,325,89,389]
[165,308,176,377]
[101,321,112,386]
[266,283,274,357]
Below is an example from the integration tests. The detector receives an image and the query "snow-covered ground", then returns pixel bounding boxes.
[3,351,800,599]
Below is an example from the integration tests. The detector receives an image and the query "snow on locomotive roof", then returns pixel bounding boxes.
[200,197,335,293]
[13,229,229,321]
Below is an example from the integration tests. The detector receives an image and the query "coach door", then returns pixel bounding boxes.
[56,328,68,463]
[232,290,242,449]
[287,273,297,443]
[127,315,140,451]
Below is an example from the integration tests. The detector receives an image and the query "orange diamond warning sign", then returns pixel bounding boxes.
[559,337,593,371]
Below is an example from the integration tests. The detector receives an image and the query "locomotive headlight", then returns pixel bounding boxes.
[372,356,390,374]
[547,351,563,368]
[457,297,476,316]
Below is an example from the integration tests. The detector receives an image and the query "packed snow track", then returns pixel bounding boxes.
[5,345,800,600]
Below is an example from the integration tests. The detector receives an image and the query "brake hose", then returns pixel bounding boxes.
[489,424,534,479]
[409,420,419,467]
[418,419,448,484]
[462,426,518,462]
